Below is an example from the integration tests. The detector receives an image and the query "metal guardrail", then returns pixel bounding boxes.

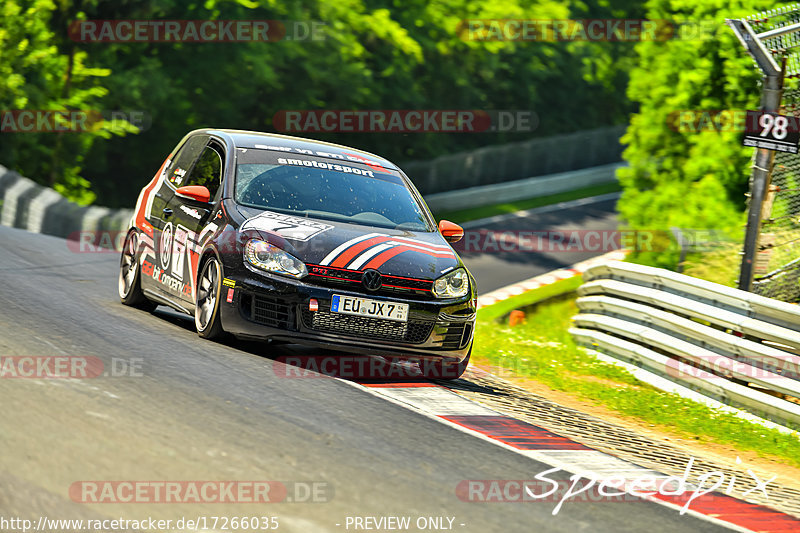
[570,261,800,428]
[423,163,621,212]
[402,125,625,195]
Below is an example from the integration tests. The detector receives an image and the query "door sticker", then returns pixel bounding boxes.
[171,224,189,281]
[160,222,174,270]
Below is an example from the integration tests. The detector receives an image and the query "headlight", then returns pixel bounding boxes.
[432,268,469,298]
[244,239,307,279]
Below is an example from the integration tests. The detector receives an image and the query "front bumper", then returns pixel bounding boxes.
[218,269,475,365]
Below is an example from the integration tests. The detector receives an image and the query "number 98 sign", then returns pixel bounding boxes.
[743,110,800,153]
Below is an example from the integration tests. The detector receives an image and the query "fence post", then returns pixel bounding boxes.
[726,16,796,291]
[738,70,784,290]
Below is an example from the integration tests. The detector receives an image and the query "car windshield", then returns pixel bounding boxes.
[234,148,432,231]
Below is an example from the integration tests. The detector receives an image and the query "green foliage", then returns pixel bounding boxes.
[2,0,636,206]
[616,0,780,269]
[0,0,139,204]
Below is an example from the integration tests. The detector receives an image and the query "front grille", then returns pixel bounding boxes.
[246,294,293,329]
[306,266,433,299]
[301,309,433,344]
[440,321,470,350]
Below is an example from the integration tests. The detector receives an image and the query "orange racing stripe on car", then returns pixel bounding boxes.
[360,246,456,271]
[329,236,393,268]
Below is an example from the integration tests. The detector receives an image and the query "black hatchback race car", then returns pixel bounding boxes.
[119,129,476,378]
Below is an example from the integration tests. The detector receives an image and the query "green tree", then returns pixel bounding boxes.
[0,0,137,204]
[4,0,638,206]
[617,0,779,268]
[77,0,638,206]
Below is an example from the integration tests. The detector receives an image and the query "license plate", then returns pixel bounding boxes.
[330,294,409,322]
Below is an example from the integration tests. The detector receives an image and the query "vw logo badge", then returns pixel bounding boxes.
[362,269,382,291]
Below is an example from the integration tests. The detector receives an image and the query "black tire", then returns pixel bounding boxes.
[119,231,157,311]
[195,257,225,340]
[420,348,470,380]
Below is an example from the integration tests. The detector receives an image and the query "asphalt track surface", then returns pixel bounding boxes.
[459,194,620,293]
[0,224,731,532]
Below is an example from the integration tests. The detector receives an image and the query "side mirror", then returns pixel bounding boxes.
[176,185,211,203]
[438,220,464,243]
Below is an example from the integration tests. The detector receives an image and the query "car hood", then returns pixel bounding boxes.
[235,205,461,280]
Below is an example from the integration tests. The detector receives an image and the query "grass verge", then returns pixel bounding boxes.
[473,280,800,468]
[681,245,741,287]
[478,276,583,322]
[433,181,621,224]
